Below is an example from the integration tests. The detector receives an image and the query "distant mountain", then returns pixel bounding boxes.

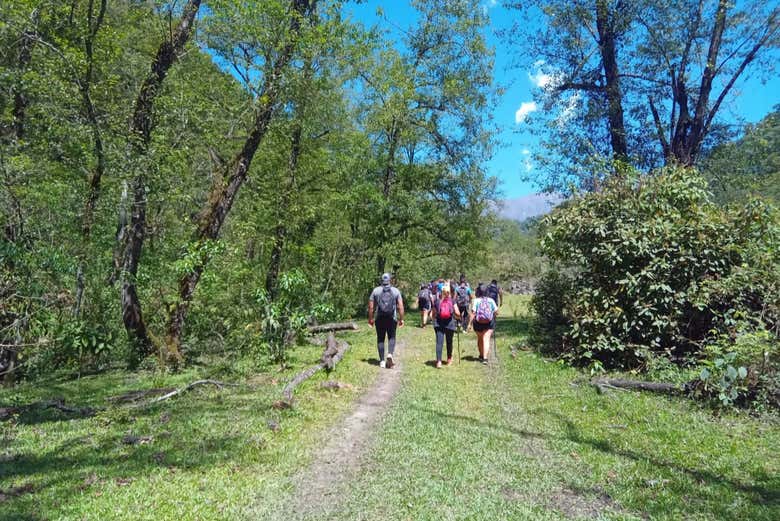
[498,193,564,222]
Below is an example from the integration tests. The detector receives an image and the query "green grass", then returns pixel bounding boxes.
[0,330,383,521]
[2,295,778,520]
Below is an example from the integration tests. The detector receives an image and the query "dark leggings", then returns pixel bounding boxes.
[459,308,470,330]
[375,316,397,361]
[435,327,454,361]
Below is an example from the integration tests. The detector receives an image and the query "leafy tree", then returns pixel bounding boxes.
[533,167,779,391]
[506,0,780,192]
[702,107,780,205]
[356,0,498,281]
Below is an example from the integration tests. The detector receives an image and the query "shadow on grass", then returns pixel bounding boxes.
[3,403,98,427]
[536,409,780,511]
[361,358,380,366]
[410,404,778,517]
[494,314,533,339]
[0,391,279,518]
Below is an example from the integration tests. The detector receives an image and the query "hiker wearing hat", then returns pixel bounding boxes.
[368,273,405,368]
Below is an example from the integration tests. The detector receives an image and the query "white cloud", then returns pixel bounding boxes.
[498,193,565,222]
[557,93,580,127]
[515,101,537,123]
[528,71,553,89]
[522,148,530,155]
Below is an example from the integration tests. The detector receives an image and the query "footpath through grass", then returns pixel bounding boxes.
[2,295,778,520]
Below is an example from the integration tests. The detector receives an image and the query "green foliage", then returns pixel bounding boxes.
[255,269,333,365]
[472,218,546,284]
[702,107,780,205]
[532,166,779,406]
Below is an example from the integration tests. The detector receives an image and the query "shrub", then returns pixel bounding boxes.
[532,166,779,406]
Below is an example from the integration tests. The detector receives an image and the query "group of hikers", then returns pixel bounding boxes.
[367,273,503,369]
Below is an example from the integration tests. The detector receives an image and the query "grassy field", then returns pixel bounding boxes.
[2,295,778,520]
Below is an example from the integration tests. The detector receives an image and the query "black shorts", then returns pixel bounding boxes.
[473,319,495,332]
[418,298,431,311]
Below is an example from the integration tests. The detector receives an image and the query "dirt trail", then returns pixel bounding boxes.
[287,340,406,519]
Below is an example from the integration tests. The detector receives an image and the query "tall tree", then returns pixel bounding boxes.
[507,0,780,191]
[640,0,780,166]
[163,0,317,362]
[119,0,202,357]
[358,0,498,277]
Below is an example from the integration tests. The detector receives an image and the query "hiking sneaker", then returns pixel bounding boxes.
[435,360,442,368]
[482,357,488,365]
[386,355,394,369]
[379,360,386,369]
[446,357,453,366]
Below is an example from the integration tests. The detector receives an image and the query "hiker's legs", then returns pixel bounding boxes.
[445,329,454,359]
[460,309,469,330]
[475,330,485,358]
[386,319,397,357]
[482,329,494,359]
[435,328,444,361]
[375,321,388,361]
[376,316,396,361]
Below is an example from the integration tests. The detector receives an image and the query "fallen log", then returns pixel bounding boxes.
[590,378,687,394]
[307,322,358,334]
[282,333,349,402]
[107,388,176,404]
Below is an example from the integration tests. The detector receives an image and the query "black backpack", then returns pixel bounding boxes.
[486,283,499,303]
[377,286,396,318]
[455,285,470,308]
[418,287,430,301]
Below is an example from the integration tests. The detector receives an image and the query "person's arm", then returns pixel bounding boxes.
[367,296,374,327]
[454,303,461,320]
[396,294,405,326]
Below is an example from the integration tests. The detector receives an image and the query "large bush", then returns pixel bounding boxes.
[532,167,779,404]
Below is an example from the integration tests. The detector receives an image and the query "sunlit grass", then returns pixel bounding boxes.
[2,296,778,520]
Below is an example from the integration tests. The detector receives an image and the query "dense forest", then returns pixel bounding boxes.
[1,1,779,519]
[1,0,778,407]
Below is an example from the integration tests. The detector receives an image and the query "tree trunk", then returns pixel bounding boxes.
[118,0,202,359]
[11,13,38,140]
[266,118,303,300]
[164,0,315,363]
[670,0,728,166]
[74,0,108,317]
[307,322,358,334]
[375,123,399,277]
[595,0,627,160]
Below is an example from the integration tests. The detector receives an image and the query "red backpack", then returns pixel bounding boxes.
[438,298,453,320]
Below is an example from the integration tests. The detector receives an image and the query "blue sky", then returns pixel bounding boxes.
[347,0,780,200]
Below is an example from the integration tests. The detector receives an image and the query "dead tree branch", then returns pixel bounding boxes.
[282,333,349,403]
[307,322,359,334]
[135,379,238,408]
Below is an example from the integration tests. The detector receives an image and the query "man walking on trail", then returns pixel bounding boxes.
[454,276,473,331]
[418,284,432,328]
[486,279,503,308]
[368,273,404,368]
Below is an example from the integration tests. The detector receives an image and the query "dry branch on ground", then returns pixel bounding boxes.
[282,333,350,403]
